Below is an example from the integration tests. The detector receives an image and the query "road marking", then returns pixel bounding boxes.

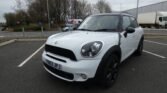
[143,50,166,59]
[0,36,4,38]
[144,40,167,46]
[17,39,46,42]
[18,44,45,67]
[0,39,16,47]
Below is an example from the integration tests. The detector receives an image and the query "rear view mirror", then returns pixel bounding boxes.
[126,27,135,33]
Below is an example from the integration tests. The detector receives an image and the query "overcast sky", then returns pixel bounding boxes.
[0,0,167,22]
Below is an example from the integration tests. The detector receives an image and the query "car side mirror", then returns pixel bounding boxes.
[124,27,135,37]
[126,27,135,33]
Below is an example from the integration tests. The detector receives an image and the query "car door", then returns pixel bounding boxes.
[120,16,136,61]
[129,16,143,50]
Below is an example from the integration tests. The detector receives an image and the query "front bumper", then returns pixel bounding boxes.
[42,51,101,82]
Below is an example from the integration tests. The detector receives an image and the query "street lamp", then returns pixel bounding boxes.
[136,0,139,19]
[47,0,51,29]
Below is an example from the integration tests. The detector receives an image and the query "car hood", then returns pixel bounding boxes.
[46,31,119,59]
[47,31,118,48]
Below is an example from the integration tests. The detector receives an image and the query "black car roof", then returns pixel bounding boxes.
[91,12,135,18]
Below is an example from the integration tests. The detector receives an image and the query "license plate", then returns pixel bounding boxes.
[46,60,62,70]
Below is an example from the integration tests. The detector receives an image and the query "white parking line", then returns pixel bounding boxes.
[0,39,16,47]
[143,50,166,59]
[18,44,45,67]
[144,40,167,46]
[0,36,4,38]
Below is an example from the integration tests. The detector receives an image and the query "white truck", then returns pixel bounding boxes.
[137,12,167,28]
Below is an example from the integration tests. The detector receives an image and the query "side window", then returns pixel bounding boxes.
[122,16,131,30]
[159,17,162,22]
[130,17,138,28]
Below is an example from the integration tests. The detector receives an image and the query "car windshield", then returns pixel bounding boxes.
[163,16,167,21]
[77,15,119,32]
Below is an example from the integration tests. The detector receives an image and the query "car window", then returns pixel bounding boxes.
[159,17,162,22]
[78,15,119,32]
[122,16,131,30]
[130,17,138,28]
[163,16,167,21]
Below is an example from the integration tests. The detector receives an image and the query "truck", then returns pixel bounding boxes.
[137,12,167,28]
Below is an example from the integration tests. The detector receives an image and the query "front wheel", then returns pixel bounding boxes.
[100,54,120,88]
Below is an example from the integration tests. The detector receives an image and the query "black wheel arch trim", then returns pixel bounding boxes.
[138,35,144,45]
[94,45,121,80]
[102,45,121,62]
[141,35,144,40]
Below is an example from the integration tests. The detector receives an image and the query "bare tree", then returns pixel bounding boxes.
[4,0,94,27]
[4,13,16,26]
[70,0,92,19]
[96,0,112,13]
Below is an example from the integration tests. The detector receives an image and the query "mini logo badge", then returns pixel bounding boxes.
[54,41,58,44]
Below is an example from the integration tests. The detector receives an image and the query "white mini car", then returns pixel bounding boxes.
[42,13,144,87]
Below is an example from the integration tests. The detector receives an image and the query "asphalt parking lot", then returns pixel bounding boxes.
[0,38,167,93]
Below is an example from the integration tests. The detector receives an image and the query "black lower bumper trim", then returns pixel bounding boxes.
[43,63,74,80]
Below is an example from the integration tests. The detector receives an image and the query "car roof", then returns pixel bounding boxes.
[91,12,135,18]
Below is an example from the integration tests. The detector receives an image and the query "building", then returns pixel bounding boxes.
[125,1,167,16]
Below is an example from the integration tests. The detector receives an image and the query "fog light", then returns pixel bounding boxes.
[76,73,87,79]
[80,74,87,79]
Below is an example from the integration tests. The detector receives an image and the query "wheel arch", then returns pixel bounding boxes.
[102,45,121,62]
[137,35,144,46]
[94,45,121,80]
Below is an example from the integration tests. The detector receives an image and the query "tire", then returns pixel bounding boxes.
[135,38,144,56]
[98,54,120,88]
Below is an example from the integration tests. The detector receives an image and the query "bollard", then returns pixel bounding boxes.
[41,26,44,37]
[22,27,25,37]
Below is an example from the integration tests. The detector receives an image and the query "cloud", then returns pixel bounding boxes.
[0,0,27,22]
[87,0,167,11]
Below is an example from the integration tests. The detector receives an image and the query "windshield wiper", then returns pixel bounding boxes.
[94,29,116,32]
[77,28,93,31]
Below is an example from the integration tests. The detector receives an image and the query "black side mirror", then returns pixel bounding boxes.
[126,27,135,33]
[124,27,135,37]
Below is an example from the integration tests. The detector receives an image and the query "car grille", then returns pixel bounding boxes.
[45,45,77,61]
[46,54,66,63]
[44,63,74,80]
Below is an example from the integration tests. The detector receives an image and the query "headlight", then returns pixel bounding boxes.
[81,41,103,57]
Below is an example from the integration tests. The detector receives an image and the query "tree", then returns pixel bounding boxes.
[4,13,16,27]
[96,0,112,13]
[70,0,92,19]
[4,0,94,27]
[15,10,29,25]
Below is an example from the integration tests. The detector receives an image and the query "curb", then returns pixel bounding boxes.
[144,29,167,31]
[144,33,167,36]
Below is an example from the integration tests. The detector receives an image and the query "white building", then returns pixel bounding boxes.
[125,1,167,16]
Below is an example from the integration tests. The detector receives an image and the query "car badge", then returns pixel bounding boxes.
[55,41,58,44]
